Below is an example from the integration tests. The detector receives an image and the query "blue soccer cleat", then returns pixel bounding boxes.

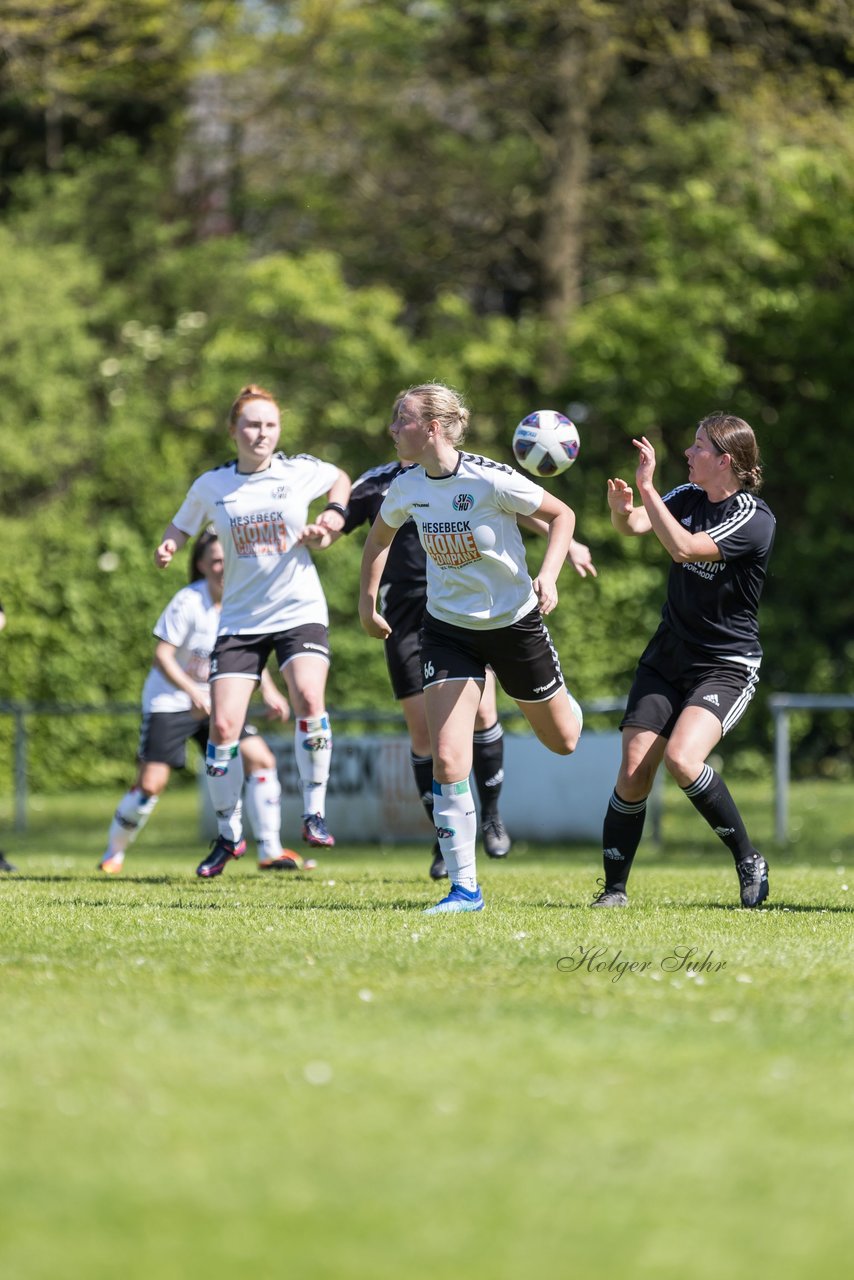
[302,813,335,847]
[424,883,484,915]
[196,836,247,879]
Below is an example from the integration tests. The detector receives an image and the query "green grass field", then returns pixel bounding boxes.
[1,780,852,1280]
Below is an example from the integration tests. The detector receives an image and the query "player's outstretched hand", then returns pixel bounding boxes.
[189,690,211,719]
[606,478,634,516]
[359,601,392,640]
[298,523,334,549]
[568,539,597,579]
[533,574,558,615]
[262,689,291,722]
[155,538,177,568]
[632,436,657,490]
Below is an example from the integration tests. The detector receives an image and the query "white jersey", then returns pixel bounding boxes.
[171,452,339,635]
[379,452,544,629]
[142,580,219,714]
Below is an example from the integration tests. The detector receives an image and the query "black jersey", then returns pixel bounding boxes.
[343,461,427,596]
[659,484,776,660]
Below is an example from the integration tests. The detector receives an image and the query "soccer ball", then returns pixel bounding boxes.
[512,410,580,478]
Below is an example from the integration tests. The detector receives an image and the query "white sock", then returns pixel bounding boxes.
[433,778,478,891]
[104,788,159,858]
[244,770,283,862]
[295,714,332,816]
[205,741,244,843]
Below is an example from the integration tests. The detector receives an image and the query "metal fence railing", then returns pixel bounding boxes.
[0,697,632,835]
[768,693,854,841]
[10,692,848,843]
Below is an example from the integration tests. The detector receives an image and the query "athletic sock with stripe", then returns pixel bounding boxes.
[601,790,647,892]
[681,764,754,863]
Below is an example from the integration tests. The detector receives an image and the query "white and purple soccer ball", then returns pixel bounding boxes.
[512,410,580,478]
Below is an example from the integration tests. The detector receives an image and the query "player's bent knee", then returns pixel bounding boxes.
[662,746,697,785]
[241,738,275,770]
[535,724,577,756]
[433,753,473,783]
[211,715,242,744]
[618,773,652,802]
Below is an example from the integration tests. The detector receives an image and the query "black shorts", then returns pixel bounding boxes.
[622,626,760,739]
[138,711,257,769]
[381,589,425,701]
[420,607,564,703]
[210,624,330,682]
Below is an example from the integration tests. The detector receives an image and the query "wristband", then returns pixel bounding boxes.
[322,502,348,520]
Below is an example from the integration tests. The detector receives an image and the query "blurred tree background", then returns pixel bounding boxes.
[1,0,852,787]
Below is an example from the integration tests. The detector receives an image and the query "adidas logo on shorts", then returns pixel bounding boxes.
[703,693,720,706]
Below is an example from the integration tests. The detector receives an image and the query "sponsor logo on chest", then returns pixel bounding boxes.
[229,512,288,556]
[421,518,480,568]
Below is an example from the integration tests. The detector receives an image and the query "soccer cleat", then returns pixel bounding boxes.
[196,836,247,879]
[736,853,769,908]
[590,878,629,908]
[258,849,303,871]
[429,840,448,881]
[302,813,335,847]
[424,883,484,915]
[482,815,512,858]
[0,852,17,873]
[98,853,125,875]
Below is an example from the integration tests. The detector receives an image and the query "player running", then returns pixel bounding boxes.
[100,530,300,875]
[155,384,350,877]
[340,458,596,880]
[360,383,584,915]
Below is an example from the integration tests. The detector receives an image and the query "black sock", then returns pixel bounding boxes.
[472,721,504,820]
[410,751,435,825]
[681,764,755,863]
[602,790,647,891]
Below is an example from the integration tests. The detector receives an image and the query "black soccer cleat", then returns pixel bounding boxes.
[736,853,769,908]
[0,852,17,873]
[590,878,628,908]
[196,836,246,879]
[482,815,512,858]
[429,841,448,881]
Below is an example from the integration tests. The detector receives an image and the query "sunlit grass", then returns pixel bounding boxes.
[1,782,852,1279]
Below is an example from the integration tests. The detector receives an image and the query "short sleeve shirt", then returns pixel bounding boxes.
[141,580,218,713]
[170,453,339,635]
[344,461,427,596]
[660,483,776,660]
[379,452,544,630]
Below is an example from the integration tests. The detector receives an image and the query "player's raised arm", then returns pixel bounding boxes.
[607,477,652,536]
[632,436,721,564]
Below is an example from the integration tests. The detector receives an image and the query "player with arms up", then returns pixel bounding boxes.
[592,412,775,909]
[360,383,584,915]
[155,385,350,877]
